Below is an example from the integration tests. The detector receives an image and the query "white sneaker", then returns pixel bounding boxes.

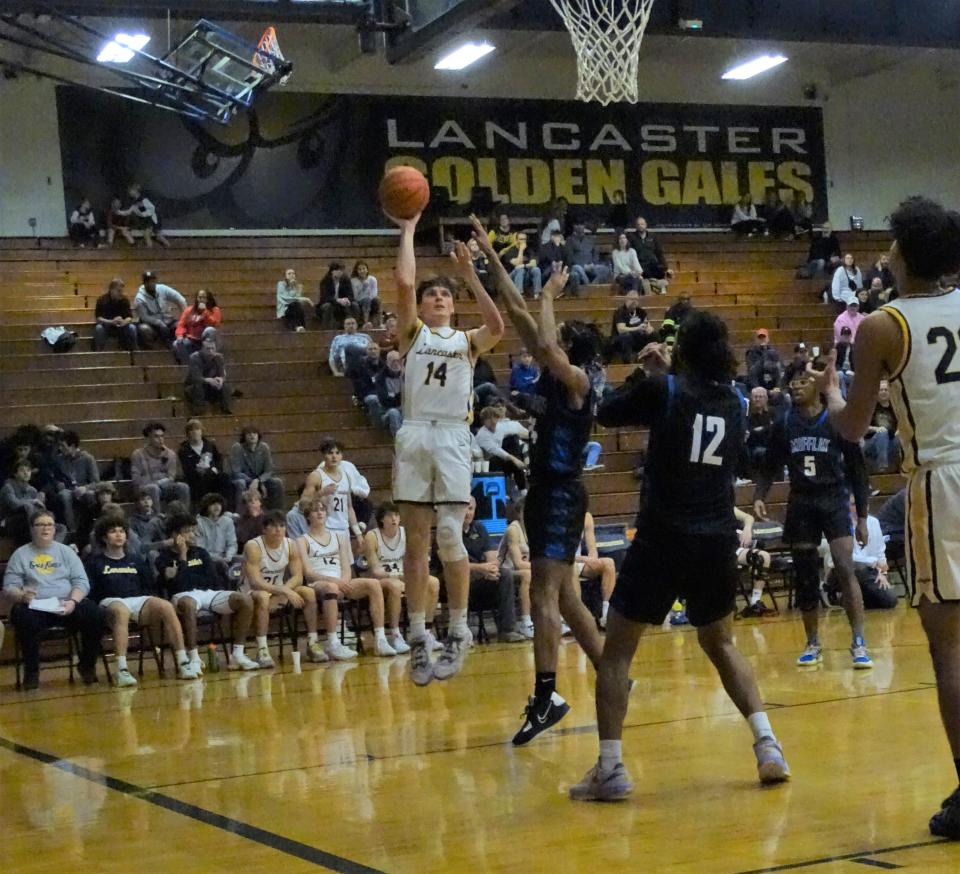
[256,647,275,669]
[561,621,572,636]
[295,325,305,333]
[432,628,473,681]
[388,631,411,654]
[373,636,397,657]
[324,638,358,661]
[307,640,329,663]
[115,668,138,688]
[228,651,260,671]
[518,620,535,640]
[424,629,444,651]
[189,655,205,676]
[178,661,201,680]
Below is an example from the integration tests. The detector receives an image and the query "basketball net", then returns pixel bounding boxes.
[548,0,655,105]
[253,26,291,85]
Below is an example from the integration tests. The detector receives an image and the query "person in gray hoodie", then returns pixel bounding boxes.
[0,460,46,544]
[195,492,238,584]
[228,427,284,510]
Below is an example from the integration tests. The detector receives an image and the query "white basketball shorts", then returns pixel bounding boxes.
[171,589,236,615]
[100,595,152,623]
[393,420,472,505]
[905,464,960,605]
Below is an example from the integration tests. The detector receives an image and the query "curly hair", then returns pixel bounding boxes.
[415,275,458,304]
[673,309,736,383]
[890,196,960,281]
[560,319,601,369]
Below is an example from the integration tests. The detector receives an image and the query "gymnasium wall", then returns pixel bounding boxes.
[1,31,958,235]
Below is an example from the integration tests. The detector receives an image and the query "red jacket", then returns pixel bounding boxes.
[176,304,221,340]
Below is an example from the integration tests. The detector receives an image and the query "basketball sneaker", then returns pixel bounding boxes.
[228,651,260,671]
[256,647,275,669]
[188,654,204,676]
[851,641,873,669]
[796,644,823,666]
[388,631,411,654]
[569,761,634,802]
[324,638,357,661]
[512,692,570,746]
[307,640,330,663]
[177,660,201,681]
[518,619,535,640]
[432,629,473,681]
[409,637,433,686]
[930,787,960,839]
[115,668,138,688]
[753,736,791,783]
[373,635,397,657]
[424,629,443,652]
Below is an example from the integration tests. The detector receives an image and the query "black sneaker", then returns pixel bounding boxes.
[79,667,98,686]
[931,786,960,839]
[512,692,570,746]
[22,670,39,691]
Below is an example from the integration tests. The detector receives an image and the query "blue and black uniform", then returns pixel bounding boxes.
[524,369,594,562]
[598,369,745,626]
[755,407,869,545]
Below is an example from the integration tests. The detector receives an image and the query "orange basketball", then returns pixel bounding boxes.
[379,165,430,220]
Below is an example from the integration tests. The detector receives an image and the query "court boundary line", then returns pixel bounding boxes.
[732,838,944,873]
[0,734,387,874]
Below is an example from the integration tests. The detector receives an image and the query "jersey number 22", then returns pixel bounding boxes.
[690,414,725,466]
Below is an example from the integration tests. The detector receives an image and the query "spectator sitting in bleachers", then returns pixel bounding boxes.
[134,271,185,348]
[94,278,138,352]
[475,406,528,494]
[792,190,814,236]
[611,232,643,293]
[629,216,673,294]
[69,198,100,247]
[734,506,774,617]
[174,289,221,365]
[351,261,381,328]
[863,380,900,474]
[834,327,856,393]
[346,338,381,408]
[178,419,230,506]
[487,214,518,255]
[466,237,494,297]
[124,183,170,247]
[87,516,200,686]
[235,489,265,549]
[3,508,103,689]
[379,312,399,357]
[328,316,371,377]
[0,459,45,545]
[567,222,612,285]
[473,355,503,409]
[834,298,865,343]
[665,291,693,324]
[55,430,100,537]
[195,492,237,585]
[806,224,841,277]
[731,194,765,237]
[184,336,232,415]
[228,427,284,511]
[318,261,358,328]
[574,510,618,628]
[159,512,259,673]
[500,231,543,299]
[609,290,656,363]
[498,499,533,638]
[607,188,631,231]
[863,253,896,301]
[509,348,540,398]
[782,342,810,386]
[745,328,777,371]
[129,488,169,557]
[370,350,404,436]
[131,422,191,511]
[285,499,308,540]
[539,229,584,296]
[760,190,796,238]
[276,268,313,333]
[830,254,863,310]
[748,348,783,393]
[106,197,135,247]
[746,387,777,477]
[30,425,77,533]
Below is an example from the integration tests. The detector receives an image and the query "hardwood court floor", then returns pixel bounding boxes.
[1,606,959,873]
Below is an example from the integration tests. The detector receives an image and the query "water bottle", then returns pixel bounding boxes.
[206,642,220,673]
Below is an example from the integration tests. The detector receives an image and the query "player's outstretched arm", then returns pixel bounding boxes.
[448,240,504,355]
[388,211,422,348]
[536,268,589,401]
[597,366,666,428]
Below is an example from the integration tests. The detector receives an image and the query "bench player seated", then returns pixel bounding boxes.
[293,497,393,659]
[157,513,259,673]
[363,501,442,653]
[734,506,773,617]
[241,509,315,668]
[87,517,200,686]
[573,511,618,629]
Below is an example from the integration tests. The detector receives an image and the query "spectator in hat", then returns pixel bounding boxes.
[746,327,773,371]
[834,299,865,344]
[134,271,186,347]
[93,278,138,352]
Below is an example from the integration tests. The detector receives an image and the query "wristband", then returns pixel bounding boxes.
[66,598,78,606]
[351,524,362,538]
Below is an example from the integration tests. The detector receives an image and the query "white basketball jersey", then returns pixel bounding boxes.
[374,527,406,578]
[883,290,960,471]
[317,466,351,531]
[301,531,343,580]
[402,321,474,423]
[245,536,290,590]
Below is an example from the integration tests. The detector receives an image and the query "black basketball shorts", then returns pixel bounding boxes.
[783,490,853,546]
[525,479,588,563]
[610,527,739,627]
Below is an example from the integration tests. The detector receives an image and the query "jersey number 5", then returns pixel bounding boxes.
[690,414,725,466]
[928,326,960,384]
[424,361,448,387]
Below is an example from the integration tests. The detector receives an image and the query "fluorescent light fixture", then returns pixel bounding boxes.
[97,33,150,64]
[722,54,787,80]
[435,41,495,71]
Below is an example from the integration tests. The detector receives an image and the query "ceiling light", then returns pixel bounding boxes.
[97,33,150,64]
[722,54,787,80]
[435,41,495,71]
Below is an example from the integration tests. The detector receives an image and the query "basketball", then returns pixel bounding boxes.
[379,165,430,220]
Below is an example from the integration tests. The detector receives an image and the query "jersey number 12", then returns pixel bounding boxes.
[424,361,448,387]
[690,414,725,466]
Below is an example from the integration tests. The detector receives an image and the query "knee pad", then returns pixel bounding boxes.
[791,547,821,612]
[435,504,468,563]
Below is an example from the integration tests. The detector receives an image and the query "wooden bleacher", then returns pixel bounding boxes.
[0,229,903,527]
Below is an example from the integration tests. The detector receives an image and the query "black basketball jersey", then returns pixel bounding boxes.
[598,371,745,535]
[528,368,594,482]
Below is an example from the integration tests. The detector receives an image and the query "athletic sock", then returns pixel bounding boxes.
[601,601,610,621]
[448,608,468,636]
[534,672,556,700]
[256,635,268,650]
[599,739,622,772]
[117,656,128,671]
[749,589,763,605]
[954,757,960,784]
[188,648,199,663]
[747,711,776,743]
[408,612,426,642]
[521,614,532,626]
[175,649,188,665]
[307,632,318,645]
[374,626,387,641]
[232,644,245,658]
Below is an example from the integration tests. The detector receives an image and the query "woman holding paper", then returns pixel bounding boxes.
[2,508,103,690]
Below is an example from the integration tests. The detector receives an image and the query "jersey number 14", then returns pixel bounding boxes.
[424,361,448,387]
[690,414,725,466]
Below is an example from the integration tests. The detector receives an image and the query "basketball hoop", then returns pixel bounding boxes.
[548,0,655,105]
[253,25,291,85]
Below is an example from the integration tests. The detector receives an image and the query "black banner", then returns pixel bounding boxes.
[56,88,827,229]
